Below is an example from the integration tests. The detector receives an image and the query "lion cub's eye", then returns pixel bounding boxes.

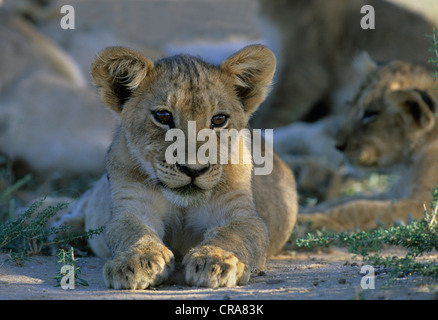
[211,114,228,128]
[361,109,380,124]
[152,110,174,128]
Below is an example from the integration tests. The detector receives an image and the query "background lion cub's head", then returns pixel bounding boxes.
[336,59,438,170]
[91,45,276,206]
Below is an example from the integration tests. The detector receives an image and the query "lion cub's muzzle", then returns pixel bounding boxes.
[176,162,211,183]
[155,159,222,196]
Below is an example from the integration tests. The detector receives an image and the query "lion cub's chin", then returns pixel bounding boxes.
[161,185,212,208]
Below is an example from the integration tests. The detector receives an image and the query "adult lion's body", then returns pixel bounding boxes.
[253,0,434,127]
[299,59,438,231]
[56,45,297,289]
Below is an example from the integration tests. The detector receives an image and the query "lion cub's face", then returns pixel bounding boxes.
[335,61,437,170]
[91,46,275,206]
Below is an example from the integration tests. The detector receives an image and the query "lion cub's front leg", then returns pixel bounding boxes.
[104,239,174,290]
[103,212,174,290]
[183,245,249,288]
[183,213,268,288]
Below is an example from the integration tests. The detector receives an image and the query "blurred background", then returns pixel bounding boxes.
[0,0,437,209]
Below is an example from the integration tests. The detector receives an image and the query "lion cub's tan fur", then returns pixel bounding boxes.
[56,45,297,289]
[299,58,438,231]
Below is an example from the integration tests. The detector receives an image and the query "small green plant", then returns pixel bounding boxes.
[0,197,104,265]
[54,247,88,287]
[296,188,438,285]
[0,163,105,266]
[0,199,68,251]
[0,170,104,265]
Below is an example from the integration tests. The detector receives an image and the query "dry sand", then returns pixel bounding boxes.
[1,249,437,301]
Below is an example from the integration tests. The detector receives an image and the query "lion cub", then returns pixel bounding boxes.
[56,45,297,289]
[299,58,438,231]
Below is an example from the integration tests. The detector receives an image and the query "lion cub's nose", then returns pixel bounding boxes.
[176,163,211,180]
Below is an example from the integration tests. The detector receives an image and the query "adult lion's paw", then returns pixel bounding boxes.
[183,245,249,288]
[103,244,174,290]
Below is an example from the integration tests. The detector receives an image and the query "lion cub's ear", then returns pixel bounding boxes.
[91,47,154,113]
[385,89,436,132]
[221,45,276,115]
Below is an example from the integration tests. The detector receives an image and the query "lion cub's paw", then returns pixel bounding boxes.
[183,245,249,288]
[103,244,174,290]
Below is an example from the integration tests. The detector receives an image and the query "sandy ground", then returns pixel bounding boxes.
[1,248,437,301]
